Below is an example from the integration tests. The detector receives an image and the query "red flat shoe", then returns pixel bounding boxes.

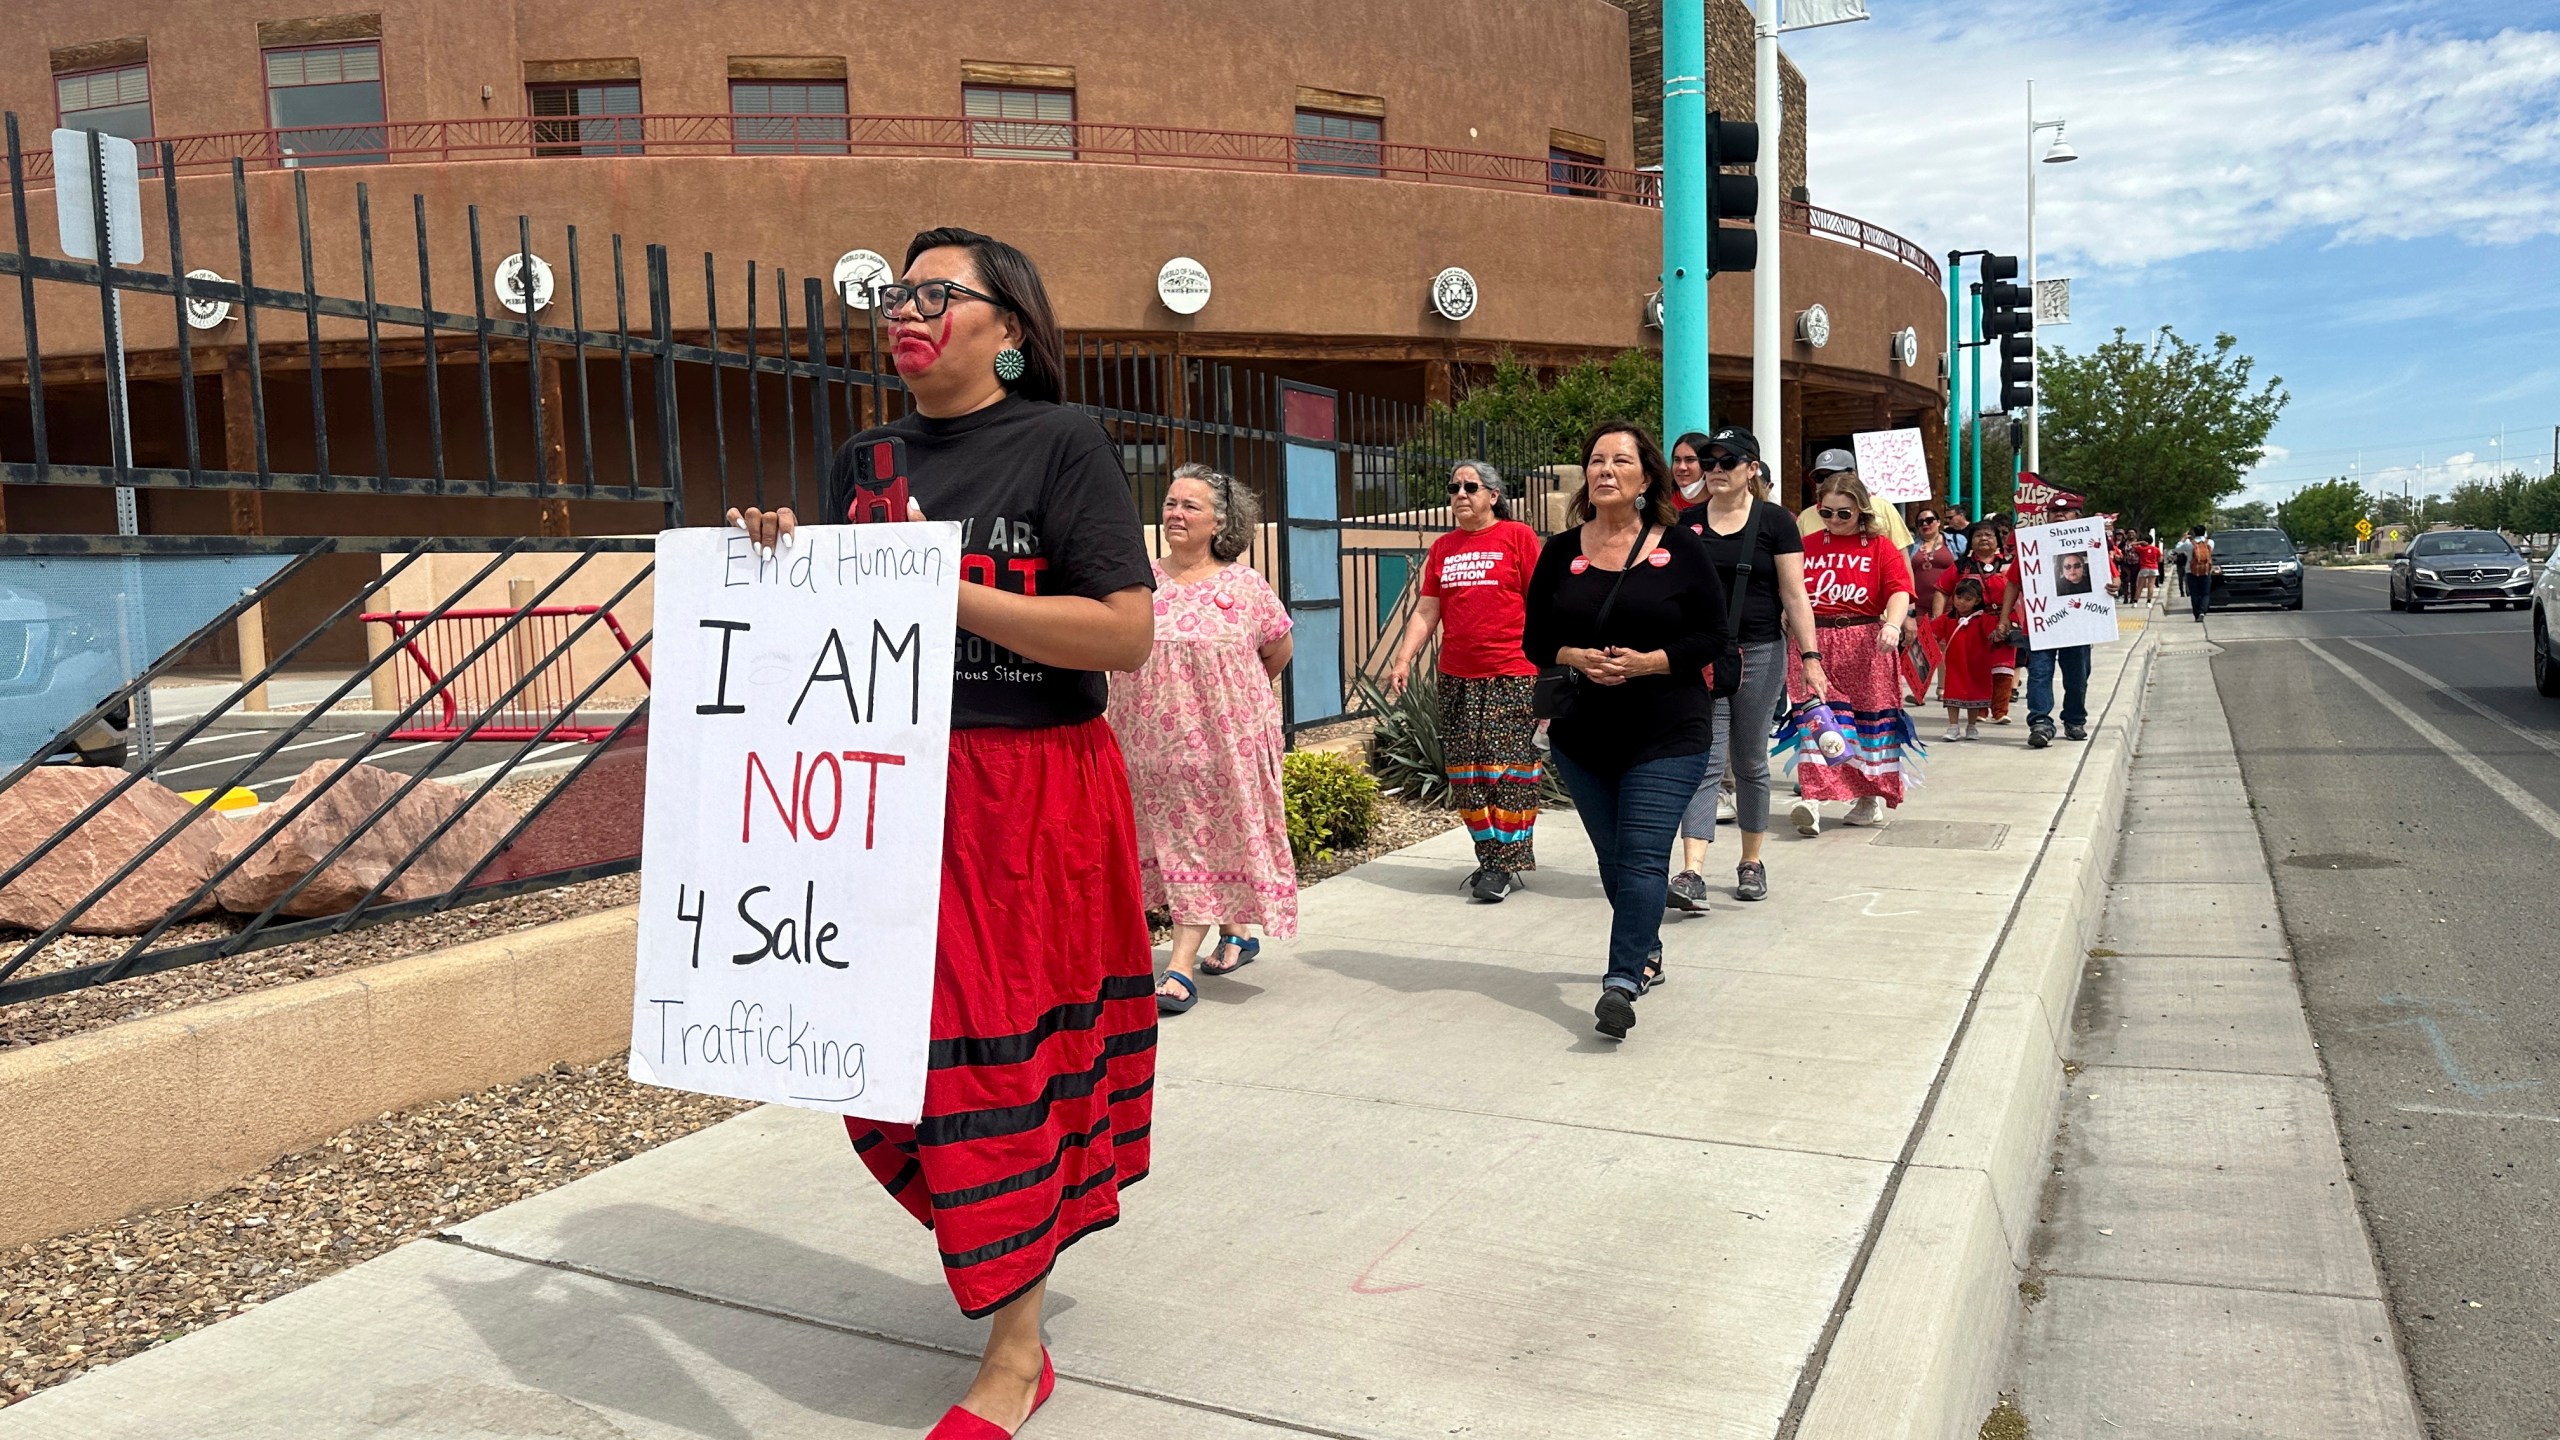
[924,1350,1056,1439]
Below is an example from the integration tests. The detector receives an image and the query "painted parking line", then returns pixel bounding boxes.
[443,740,585,786]
[2299,639,2560,843]
[151,729,369,781]
[2396,1103,2560,1126]
[242,740,443,794]
[2341,638,2560,762]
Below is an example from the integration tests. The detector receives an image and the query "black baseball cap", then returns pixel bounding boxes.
[1704,426,1760,462]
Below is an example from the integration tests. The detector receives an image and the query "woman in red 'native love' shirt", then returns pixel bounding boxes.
[1385,460,1546,900]
[1784,470,1920,836]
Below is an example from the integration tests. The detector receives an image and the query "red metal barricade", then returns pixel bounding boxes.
[359,605,651,742]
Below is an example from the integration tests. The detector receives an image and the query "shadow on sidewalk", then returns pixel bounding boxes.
[423,1203,1078,1437]
[1339,858,1607,903]
[1293,945,1618,1050]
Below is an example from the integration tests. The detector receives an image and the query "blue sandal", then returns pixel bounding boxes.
[1199,935,1260,976]
[1156,971,1199,1015]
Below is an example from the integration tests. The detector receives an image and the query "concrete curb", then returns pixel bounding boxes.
[1795,630,2157,1440]
[0,907,639,1249]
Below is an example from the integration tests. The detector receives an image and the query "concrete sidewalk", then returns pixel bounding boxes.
[4,634,2155,1440]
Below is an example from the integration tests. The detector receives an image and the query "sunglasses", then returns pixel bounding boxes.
[1817,506,1860,521]
[1917,515,1939,525]
[1446,481,1486,495]
[1702,453,1748,472]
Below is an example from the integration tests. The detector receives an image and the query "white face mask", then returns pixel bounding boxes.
[1679,477,1711,502]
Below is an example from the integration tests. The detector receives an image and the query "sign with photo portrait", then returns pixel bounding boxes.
[2013,516,2118,651]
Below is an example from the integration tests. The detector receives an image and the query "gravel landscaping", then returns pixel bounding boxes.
[0,1054,749,1409]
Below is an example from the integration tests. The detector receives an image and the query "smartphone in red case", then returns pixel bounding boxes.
[846,436,911,524]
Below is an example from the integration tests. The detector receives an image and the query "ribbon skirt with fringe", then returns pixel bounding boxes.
[1781,623,1924,805]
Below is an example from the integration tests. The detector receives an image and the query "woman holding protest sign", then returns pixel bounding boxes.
[1383,460,1547,901]
[1783,470,1919,837]
[1110,463,1297,1016]
[727,226,1155,1439]
[1523,421,1727,1040]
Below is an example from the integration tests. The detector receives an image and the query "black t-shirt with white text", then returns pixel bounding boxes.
[824,396,1154,730]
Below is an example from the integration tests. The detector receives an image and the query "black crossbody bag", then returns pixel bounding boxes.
[1706,555,1754,698]
[1532,525,1651,722]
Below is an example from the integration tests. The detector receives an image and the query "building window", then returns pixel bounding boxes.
[529,81,643,157]
[731,80,848,155]
[56,64,155,166]
[265,42,386,166]
[1548,145,1605,197]
[1295,109,1382,177]
[964,85,1074,160]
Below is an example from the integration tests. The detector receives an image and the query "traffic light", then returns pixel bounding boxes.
[1705,112,1759,273]
[1979,254,2033,411]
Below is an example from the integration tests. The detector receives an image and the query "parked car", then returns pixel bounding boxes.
[2389,530,2536,613]
[2535,547,2560,698]
[2205,528,2304,610]
[0,579,131,768]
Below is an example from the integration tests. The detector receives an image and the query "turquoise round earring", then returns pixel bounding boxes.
[993,347,1027,382]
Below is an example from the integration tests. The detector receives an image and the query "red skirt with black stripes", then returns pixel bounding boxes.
[845,717,1157,1317]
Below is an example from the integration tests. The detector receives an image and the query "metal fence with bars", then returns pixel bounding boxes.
[0,111,1563,1008]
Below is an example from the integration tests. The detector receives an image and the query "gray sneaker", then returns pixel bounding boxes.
[1469,868,1521,903]
[1666,870,1711,913]
[1734,860,1768,902]
[2063,723,2088,742]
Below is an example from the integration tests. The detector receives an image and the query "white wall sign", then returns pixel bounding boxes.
[1852,426,1931,502]
[1430,266,1478,322]
[1156,256,1211,315]
[182,269,233,329]
[1643,289,1664,330]
[1797,303,1831,348]
[2035,277,2071,325]
[632,523,962,1124]
[834,248,893,310]
[2013,516,2119,651]
[494,252,554,314]
[1893,326,1919,368]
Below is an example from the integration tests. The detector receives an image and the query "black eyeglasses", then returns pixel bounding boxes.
[1447,481,1485,495]
[1917,514,1939,525]
[875,279,1013,319]
[1703,454,1748,472]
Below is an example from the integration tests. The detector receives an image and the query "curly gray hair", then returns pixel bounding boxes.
[1172,461,1260,562]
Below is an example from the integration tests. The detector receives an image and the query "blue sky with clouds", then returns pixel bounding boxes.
[1787,0,2560,509]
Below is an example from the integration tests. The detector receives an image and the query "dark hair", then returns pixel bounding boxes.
[1672,431,1712,461]
[1570,421,1682,528]
[903,226,1065,404]
[1952,576,1988,609]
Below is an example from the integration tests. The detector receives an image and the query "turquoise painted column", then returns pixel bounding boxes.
[1661,0,1709,439]
[1946,257,1963,507]
[1968,289,1985,516]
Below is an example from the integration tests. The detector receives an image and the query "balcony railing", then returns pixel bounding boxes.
[18,113,1941,285]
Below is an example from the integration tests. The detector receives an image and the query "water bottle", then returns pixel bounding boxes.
[1531,718,1552,753]
[1805,701,1849,761]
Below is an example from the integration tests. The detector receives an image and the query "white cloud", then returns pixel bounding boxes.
[1791,6,2560,271]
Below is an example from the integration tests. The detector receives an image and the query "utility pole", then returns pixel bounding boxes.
[1752,0,1782,453]
[1661,0,1709,439]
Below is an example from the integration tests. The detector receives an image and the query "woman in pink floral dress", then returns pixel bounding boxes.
[1110,463,1297,1016]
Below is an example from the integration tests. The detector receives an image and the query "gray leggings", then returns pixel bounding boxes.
[1681,638,1786,840]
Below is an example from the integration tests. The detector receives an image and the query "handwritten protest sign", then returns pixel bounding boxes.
[1852,427,1931,503]
[2012,516,2118,651]
[632,523,960,1123]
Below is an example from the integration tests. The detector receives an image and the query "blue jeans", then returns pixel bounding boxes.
[2189,573,2213,620]
[2026,645,2091,729]
[1552,747,1712,996]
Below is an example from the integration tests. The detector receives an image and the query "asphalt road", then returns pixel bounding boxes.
[2208,567,2559,1439]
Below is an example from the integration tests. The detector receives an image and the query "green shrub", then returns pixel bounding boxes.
[1282,750,1380,865]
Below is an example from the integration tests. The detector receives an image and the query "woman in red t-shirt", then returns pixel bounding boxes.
[1785,471,1920,835]
[1385,460,1547,900]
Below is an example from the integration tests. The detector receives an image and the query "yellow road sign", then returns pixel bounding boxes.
[2356,518,2374,539]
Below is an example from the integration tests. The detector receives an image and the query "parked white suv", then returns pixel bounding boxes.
[2536,548,2560,698]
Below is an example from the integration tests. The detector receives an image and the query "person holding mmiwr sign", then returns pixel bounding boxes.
[729,226,1154,1440]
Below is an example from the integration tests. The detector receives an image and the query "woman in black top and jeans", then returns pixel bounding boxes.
[1524,422,1728,1040]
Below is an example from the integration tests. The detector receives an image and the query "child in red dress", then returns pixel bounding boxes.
[1936,577,1996,740]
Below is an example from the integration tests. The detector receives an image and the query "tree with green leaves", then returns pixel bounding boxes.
[2511,475,2560,537]
[2217,500,2274,529]
[2275,478,2363,547]
[1446,350,1662,457]
[2443,474,2532,531]
[2036,328,2289,536]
